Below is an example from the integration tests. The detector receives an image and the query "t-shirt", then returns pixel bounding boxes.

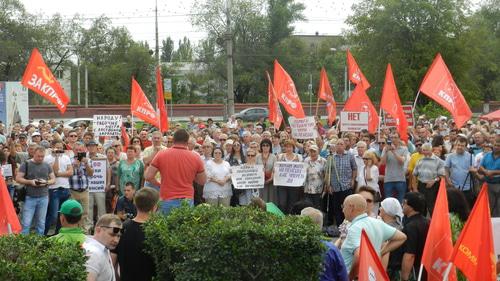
[19,160,53,197]
[382,146,408,182]
[44,154,72,189]
[115,196,137,219]
[48,227,86,245]
[151,145,205,200]
[480,152,500,184]
[113,220,155,281]
[402,214,430,281]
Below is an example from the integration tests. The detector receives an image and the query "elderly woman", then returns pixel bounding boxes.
[204,147,232,207]
[379,197,404,279]
[356,151,380,193]
[256,139,277,203]
[276,140,303,214]
[238,148,261,205]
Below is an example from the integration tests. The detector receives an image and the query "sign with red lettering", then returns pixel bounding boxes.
[384,105,414,127]
[340,111,368,132]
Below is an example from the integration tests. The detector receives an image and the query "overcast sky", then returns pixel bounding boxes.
[20,0,356,47]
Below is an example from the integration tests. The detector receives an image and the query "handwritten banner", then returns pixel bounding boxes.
[93,115,122,137]
[1,164,13,178]
[288,116,318,139]
[231,164,264,189]
[88,158,107,193]
[273,162,307,187]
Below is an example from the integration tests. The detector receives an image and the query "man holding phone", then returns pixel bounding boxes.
[16,146,56,235]
[69,142,94,233]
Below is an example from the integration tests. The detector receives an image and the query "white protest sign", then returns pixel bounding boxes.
[384,105,414,127]
[88,158,107,193]
[93,115,122,137]
[492,218,500,258]
[288,116,318,139]
[1,164,13,177]
[231,164,264,189]
[273,162,307,187]
[340,111,368,132]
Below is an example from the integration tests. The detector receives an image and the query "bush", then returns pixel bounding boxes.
[144,204,325,281]
[0,235,87,281]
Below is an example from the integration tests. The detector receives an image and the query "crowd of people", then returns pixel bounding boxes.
[1,113,499,280]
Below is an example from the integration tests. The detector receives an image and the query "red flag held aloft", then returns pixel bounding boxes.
[156,66,169,132]
[273,60,305,118]
[266,71,283,130]
[358,229,389,281]
[419,53,472,128]
[448,183,496,281]
[343,85,379,133]
[21,48,70,114]
[0,174,21,235]
[420,180,456,281]
[347,49,370,90]
[380,64,408,141]
[130,77,159,128]
[317,67,336,126]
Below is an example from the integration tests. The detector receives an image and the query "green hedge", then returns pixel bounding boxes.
[144,204,325,281]
[0,235,87,281]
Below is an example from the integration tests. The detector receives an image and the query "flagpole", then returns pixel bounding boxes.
[377,108,383,137]
[416,264,423,281]
[314,96,320,117]
[412,90,421,121]
[442,263,453,281]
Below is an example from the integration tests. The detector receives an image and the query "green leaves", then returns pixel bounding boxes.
[144,204,324,281]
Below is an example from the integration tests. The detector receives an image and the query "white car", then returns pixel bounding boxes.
[64,118,93,129]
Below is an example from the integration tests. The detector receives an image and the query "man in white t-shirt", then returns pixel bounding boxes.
[83,214,122,281]
[44,139,74,235]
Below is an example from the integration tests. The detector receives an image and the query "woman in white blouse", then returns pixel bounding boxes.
[204,147,232,206]
[356,151,380,194]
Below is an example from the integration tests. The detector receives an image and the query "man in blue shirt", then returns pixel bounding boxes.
[479,135,500,217]
[445,136,476,208]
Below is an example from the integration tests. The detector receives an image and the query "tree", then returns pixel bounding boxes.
[172,37,194,62]
[160,36,174,63]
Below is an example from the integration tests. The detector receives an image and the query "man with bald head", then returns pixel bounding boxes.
[341,194,407,279]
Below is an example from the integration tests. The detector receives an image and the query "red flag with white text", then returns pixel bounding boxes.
[266,71,283,129]
[380,64,408,141]
[317,67,336,126]
[156,66,169,132]
[273,60,306,118]
[347,49,370,90]
[130,77,159,127]
[419,53,472,128]
[0,174,21,235]
[358,229,389,281]
[21,48,70,113]
[343,85,379,133]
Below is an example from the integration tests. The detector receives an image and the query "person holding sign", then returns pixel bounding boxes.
[238,149,261,206]
[256,139,277,204]
[204,147,232,207]
[276,140,303,214]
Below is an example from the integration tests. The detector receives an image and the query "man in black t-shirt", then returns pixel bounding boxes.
[111,187,159,281]
[115,182,137,220]
[401,192,430,281]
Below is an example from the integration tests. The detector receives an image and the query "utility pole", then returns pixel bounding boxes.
[225,0,234,118]
[77,58,80,105]
[155,0,160,65]
[84,65,88,108]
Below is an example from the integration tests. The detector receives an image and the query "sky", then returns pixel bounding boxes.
[20,0,357,48]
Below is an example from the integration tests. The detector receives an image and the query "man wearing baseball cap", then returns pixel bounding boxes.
[48,199,86,244]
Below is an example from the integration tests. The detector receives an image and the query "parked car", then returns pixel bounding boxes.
[64,118,93,129]
[234,107,269,122]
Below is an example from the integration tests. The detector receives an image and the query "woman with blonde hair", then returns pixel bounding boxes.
[356,151,380,193]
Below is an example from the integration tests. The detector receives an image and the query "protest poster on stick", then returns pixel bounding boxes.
[231,164,264,189]
[340,111,368,132]
[273,162,307,187]
[288,116,318,139]
[88,158,107,193]
[93,115,122,137]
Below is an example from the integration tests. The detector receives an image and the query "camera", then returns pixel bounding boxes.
[55,150,65,154]
[387,140,392,146]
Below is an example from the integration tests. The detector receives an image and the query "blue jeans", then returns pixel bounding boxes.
[159,199,193,216]
[44,188,71,235]
[22,195,49,235]
[384,181,407,203]
[144,181,160,192]
[7,184,15,200]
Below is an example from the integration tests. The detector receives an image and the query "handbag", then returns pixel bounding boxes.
[15,160,29,202]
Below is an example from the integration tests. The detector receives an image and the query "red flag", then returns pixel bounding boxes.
[347,49,370,90]
[380,64,408,141]
[448,183,496,281]
[21,48,70,113]
[273,60,306,118]
[343,85,379,133]
[130,77,159,127]
[419,53,472,128]
[121,124,130,152]
[358,229,389,281]
[156,66,169,132]
[420,180,456,281]
[266,71,283,130]
[0,174,21,235]
[317,67,336,126]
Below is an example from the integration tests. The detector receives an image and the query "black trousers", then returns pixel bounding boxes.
[324,189,353,226]
[417,180,439,216]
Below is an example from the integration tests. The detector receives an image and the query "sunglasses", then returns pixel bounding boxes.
[219,139,227,141]
[100,225,123,234]
[69,135,77,137]
[247,154,256,157]
[362,157,371,160]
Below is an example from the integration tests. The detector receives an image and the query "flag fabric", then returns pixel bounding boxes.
[130,77,159,127]
[121,124,130,151]
[343,85,379,133]
[448,183,496,281]
[266,71,283,130]
[273,60,306,118]
[347,50,370,90]
[358,229,389,281]
[156,66,169,132]
[420,180,456,281]
[318,67,336,126]
[419,53,472,128]
[380,64,408,141]
[21,48,70,113]
[0,174,21,235]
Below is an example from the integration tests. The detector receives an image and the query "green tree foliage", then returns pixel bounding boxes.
[161,36,175,63]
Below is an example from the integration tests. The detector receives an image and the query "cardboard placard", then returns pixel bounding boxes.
[231,164,264,189]
[88,158,107,193]
[273,162,307,187]
[340,111,369,132]
[93,115,122,137]
[289,116,318,139]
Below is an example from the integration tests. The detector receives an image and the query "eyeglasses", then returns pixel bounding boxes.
[100,225,123,234]
[378,142,386,145]
[219,139,227,141]
[366,198,374,203]
[362,157,371,160]
[203,146,211,148]
[69,135,77,137]
[261,144,270,147]
[247,154,256,157]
